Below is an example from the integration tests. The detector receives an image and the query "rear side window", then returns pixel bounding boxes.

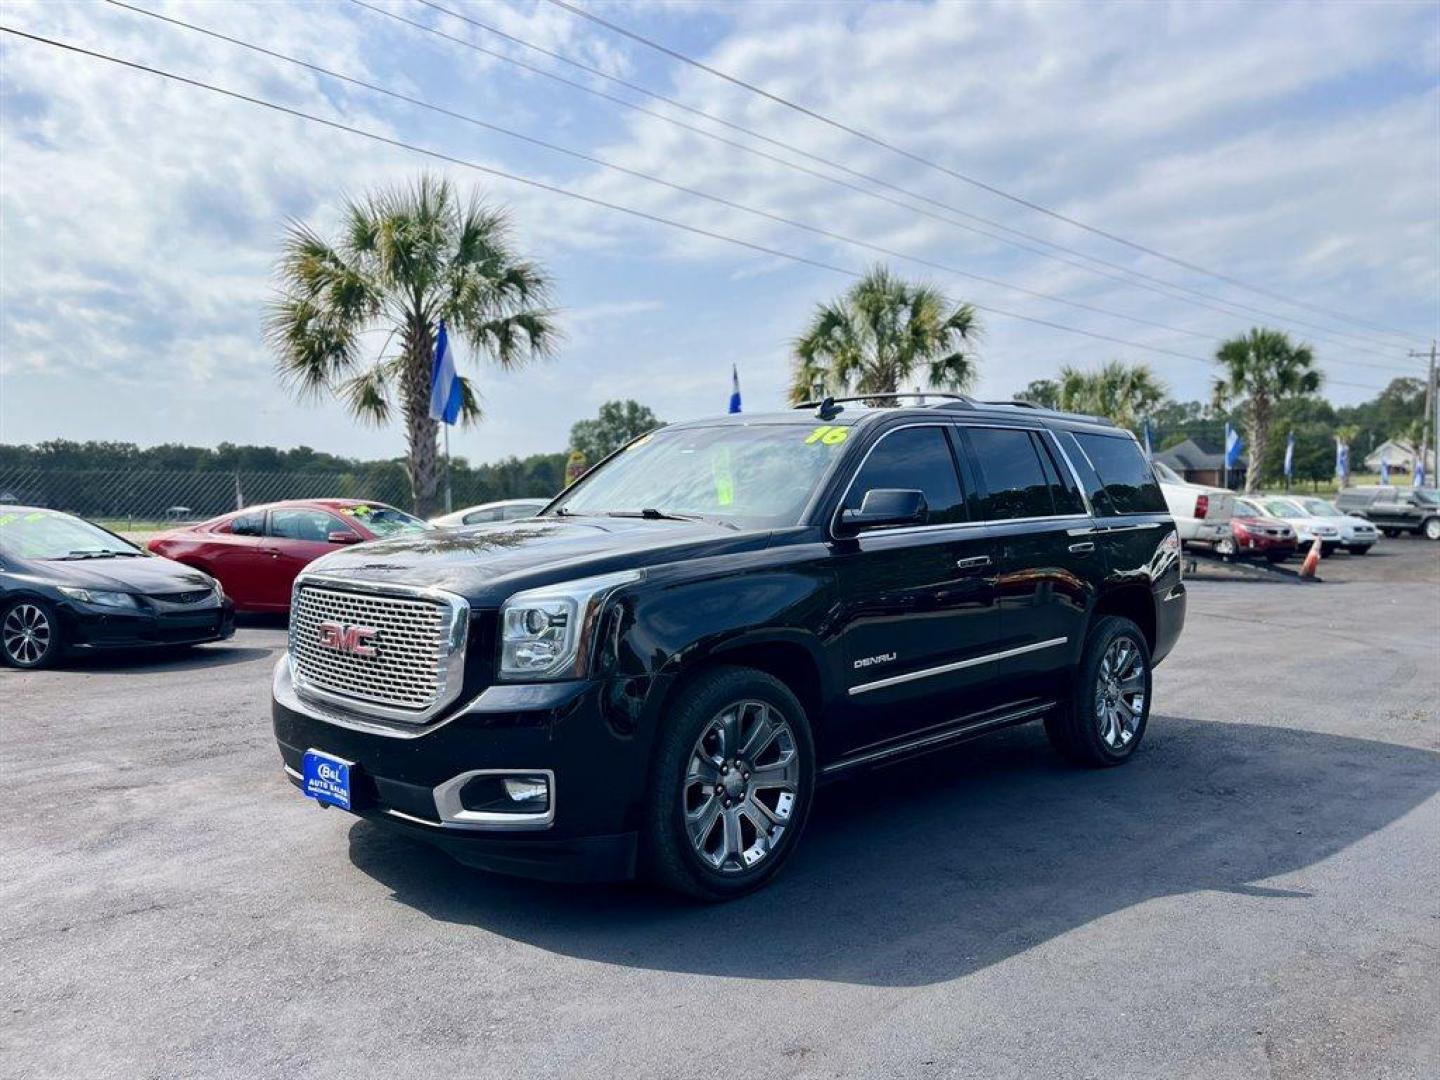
[269,508,344,542]
[1072,433,1167,516]
[966,427,1056,520]
[227,511,265,536]
[844,426,966,526]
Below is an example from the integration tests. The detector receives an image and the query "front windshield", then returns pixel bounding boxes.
[0,509,143,560]
[550,423,848,527]
[1261,499,1301,517]
[1299,498,1339,516]
[338,505,431,537]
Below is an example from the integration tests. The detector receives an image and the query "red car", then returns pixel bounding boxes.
[147,499,430,612]
[1216,513,1298,563]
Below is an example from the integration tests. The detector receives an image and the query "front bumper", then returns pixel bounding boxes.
[271,656,658,882]
[60,598,236,651]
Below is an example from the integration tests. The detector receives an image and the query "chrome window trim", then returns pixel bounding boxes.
[432,768,557,831]
[849,636,1069,695]
[288,573,470,725]
[1043,429,1098,518]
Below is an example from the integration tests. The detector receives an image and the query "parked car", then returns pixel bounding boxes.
[431,498,550,528]
[1235,496,1342,555]
[148,499,430,613]
[1334,485,1440,540]
[1218,510,1297,562]
[0,506,234,669]
[1150,460,1235,551]
[1271,495,1378,554]
[273,397,1186,899]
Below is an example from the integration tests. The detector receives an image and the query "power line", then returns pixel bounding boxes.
[384,0,1422,364]
[106,0,1420,378]
[0,25,1389,395]
[542,0,1426,348]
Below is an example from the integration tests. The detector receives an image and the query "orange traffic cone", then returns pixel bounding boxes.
[1298,536,1322,579]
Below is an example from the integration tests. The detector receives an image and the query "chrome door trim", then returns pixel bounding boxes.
[848,636,1069,696]
[823,700,1056,774]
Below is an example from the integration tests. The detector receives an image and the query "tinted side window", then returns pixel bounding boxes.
[229,511,265,537]
[1035,433,1086,515]
[269,509,343,542]
[844,426,966,526]
[1058,432,1111,514]
[463,509,500,524]
[967,427,1055,520]
[1073,433,1167,515]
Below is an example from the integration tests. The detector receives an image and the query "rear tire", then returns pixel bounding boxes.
[1320,542,1338,557]
[1,597,62,670]
[642,665,816,901]
[1423,517,1440,541]
[1214,536,1237,559]
[1046,616,1152,768]
[1382,528,1401,538]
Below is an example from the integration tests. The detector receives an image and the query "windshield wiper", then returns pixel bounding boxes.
[55,549,143,560]
[606,509,739,530]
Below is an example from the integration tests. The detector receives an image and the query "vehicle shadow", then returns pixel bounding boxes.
[53,642,275,674]
[345,716,1439,987]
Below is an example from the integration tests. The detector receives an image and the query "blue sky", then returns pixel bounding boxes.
[1,0,1437,465]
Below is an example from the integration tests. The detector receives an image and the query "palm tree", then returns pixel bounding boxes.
[789,266,979,405]
[1212,328,1322,494]
[1056,360,1167,432]
[266,175,557,514]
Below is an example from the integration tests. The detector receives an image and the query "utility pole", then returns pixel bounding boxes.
[1408,340,1438,485]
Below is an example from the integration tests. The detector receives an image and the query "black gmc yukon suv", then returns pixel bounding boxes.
[273,395,1186,899]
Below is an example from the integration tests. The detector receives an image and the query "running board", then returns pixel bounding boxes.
[821,700,1056,777]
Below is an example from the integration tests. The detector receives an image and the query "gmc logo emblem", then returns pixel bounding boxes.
[317,621,378,657]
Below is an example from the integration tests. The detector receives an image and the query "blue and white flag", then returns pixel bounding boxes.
[1143,420,1153,457]
[1380,454,1390,485]
[1283,430,1295,480]
[1416,447,1428,488]
[428,319,462,425]
[728,363,742,414]
[1335,436,1349,481]
[1224,423,1243,468]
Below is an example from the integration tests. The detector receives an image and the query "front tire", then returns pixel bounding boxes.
[1214,536,1237,559]
[1346,545,1372,556]
[642,666,815,901]
[1,598,62,669]
[1046,616,1152,767]
[1423,517,1440,541]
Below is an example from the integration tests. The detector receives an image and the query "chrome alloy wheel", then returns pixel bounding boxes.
[684,699,800,873]
[1095,636,1146,751]
[3,603,52,667]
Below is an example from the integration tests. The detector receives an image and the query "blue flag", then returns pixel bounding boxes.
[1224,423,1243,468]
[1416,447,1427,487]
[1283,430,1295,480]
[428,320,462,425]
[728,364,742,414]
[1335,436,1348,481]
[1380,454,1390,485]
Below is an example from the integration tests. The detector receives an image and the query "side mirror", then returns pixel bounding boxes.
[327,531,362,545]
[838,488,928,533]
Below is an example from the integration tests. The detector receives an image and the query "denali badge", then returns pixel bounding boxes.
[317,621,378,657]
[853,652,897,670]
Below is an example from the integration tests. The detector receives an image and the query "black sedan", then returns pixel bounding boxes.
[0,507,235,669]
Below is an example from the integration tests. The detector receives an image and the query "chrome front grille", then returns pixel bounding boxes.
[289,581,468,722]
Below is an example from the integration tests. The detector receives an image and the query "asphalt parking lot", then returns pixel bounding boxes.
[3,539,1437,1079]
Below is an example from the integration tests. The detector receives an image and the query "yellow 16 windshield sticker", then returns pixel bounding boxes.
[805,425,849,446]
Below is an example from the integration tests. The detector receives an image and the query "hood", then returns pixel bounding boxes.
[21,553,215,593]
[297,516,775,603]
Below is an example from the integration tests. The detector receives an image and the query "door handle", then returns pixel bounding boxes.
[1068,541,1095,554]
[955,555,992,570]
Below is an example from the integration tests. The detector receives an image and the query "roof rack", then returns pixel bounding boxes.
[793,392,976,420]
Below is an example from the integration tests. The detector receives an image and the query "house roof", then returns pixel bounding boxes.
[1154,437,1233,471]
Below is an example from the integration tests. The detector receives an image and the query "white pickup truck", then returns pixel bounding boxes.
[1151,460,1236,550]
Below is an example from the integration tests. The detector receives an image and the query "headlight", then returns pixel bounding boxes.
[58,587,139,609]
[498,569,642,681]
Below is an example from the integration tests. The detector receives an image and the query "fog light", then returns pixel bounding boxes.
[455,772,550,815]
[503,777,549,805]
